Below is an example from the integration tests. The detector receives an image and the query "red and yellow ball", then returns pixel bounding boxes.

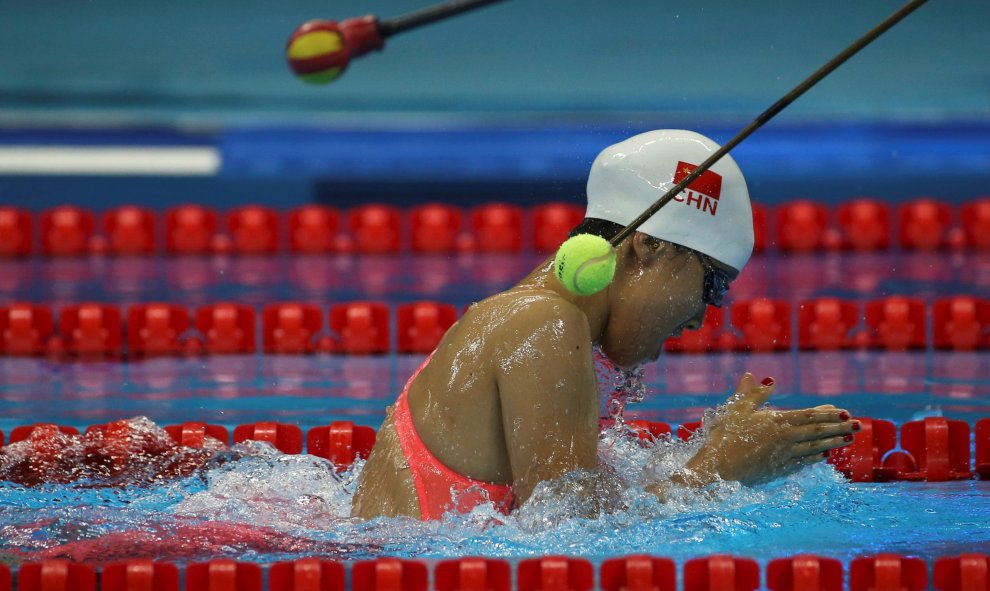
[286,20,350,84]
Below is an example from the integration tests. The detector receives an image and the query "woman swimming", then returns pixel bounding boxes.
[352,130,858,520]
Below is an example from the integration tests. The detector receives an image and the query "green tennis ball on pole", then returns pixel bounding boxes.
[554,234,617,296]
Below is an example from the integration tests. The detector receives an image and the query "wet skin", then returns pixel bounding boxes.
[351,235,858,519]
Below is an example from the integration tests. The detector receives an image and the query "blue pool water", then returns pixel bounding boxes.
[1,251,989,568]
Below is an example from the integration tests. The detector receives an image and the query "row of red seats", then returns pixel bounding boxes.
[0,203,583,256]
[0,301,458,357]
[4,417,988,482]
[665,295,990,353]
[0,420,376,473]
[1,554,987,591]
[3,295,987,359]
[1,198,988,257]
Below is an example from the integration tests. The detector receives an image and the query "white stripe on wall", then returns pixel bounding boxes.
[0,146,220,175]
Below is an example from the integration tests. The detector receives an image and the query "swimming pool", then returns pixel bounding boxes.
[1,214,988,589]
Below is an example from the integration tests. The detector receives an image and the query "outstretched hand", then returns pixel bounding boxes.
[682,373,858,486]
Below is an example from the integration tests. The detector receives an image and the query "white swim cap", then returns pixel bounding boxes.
[585,129,754,273]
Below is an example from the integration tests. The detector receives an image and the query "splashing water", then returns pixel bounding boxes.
[595,345,651,421]
[2,415,988,567]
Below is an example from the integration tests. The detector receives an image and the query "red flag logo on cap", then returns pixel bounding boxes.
[674,161,722,200]
[673,161,723,217]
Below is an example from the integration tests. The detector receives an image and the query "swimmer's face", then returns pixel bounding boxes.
[600,235,735,368]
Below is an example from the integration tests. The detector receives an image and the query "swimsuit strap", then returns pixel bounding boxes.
[392,354,514,520]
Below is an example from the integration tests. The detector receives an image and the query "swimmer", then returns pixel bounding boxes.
[352,130,859,520]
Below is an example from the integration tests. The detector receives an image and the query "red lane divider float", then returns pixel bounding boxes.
[13,415,990,486]
[2,296,990,358]
[101,560,180,591]
[4,198,988,258]
[600,555,676,591]
[186,559,263,591]
[850,554,928,591]
[766,555,844,591]
[270,558,346,591]
[4,555,990,591]
[352,558,429,591]
[436,558,512,591]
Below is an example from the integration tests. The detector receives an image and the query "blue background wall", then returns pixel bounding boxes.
[1,0,987,123]
[1,1,988,208]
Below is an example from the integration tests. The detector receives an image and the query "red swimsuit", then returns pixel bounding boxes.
[392,356,515,520]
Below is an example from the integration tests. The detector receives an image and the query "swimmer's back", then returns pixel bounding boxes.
[352,284,598,518]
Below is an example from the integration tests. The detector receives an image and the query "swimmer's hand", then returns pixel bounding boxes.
[677,373,858,487]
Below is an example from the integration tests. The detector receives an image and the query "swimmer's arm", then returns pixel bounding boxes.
[495,300,599,505]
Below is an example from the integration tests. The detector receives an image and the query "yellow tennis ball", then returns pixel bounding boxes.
[554,234,616,296]
[286,20,349,84]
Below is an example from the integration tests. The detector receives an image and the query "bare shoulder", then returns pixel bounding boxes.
[465,289,592,362]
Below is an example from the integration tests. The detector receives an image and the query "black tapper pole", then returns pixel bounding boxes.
[609,0,929,248]
[379,0,510,37]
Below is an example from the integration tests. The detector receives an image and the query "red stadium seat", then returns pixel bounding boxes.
[850,555,927,591]
[0,303,54,356]
[0,206,32,257]
[396,302,457,354]
[165,205,218,255]
[0,564,8,591]
[899,198,951,250]
[16,561,96,591]
[933,296,990,351]
[533,203,584,253]
[104,206,156,254]
[766,555,843,591]
[42,205,95,256]
[752,203,769,253]
[777,200,830,253]
[352,559,429,591]
[307,421,376,470]
[270,558,345,591]
[798,298,860,351]
[228,206,279,254]
[349,204,402,254]
[101,560,180,591]
[665,307,724,353]
[730,299,792,352]
[517,557,594,591]
[164,422,230,447]
[864,297,927,351]
[600,556,676,591]
[194,303,257,354]
[435,558,512,591]
[262,302,322,354]
[410,204,462,253]
[962,198,990,250]
[329,302,390,355]
[977,419,990,479]
[683,556,760,591]
[826,418,897,482]
[892,417,971,481]
[469,203,523,252]
[289,205,339,254]
[59,303,123,357]
[934,554,990,591]
[185,560,263,591]
[233,422,303,454]
[127,303,190,357]
[837,198,891,251]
